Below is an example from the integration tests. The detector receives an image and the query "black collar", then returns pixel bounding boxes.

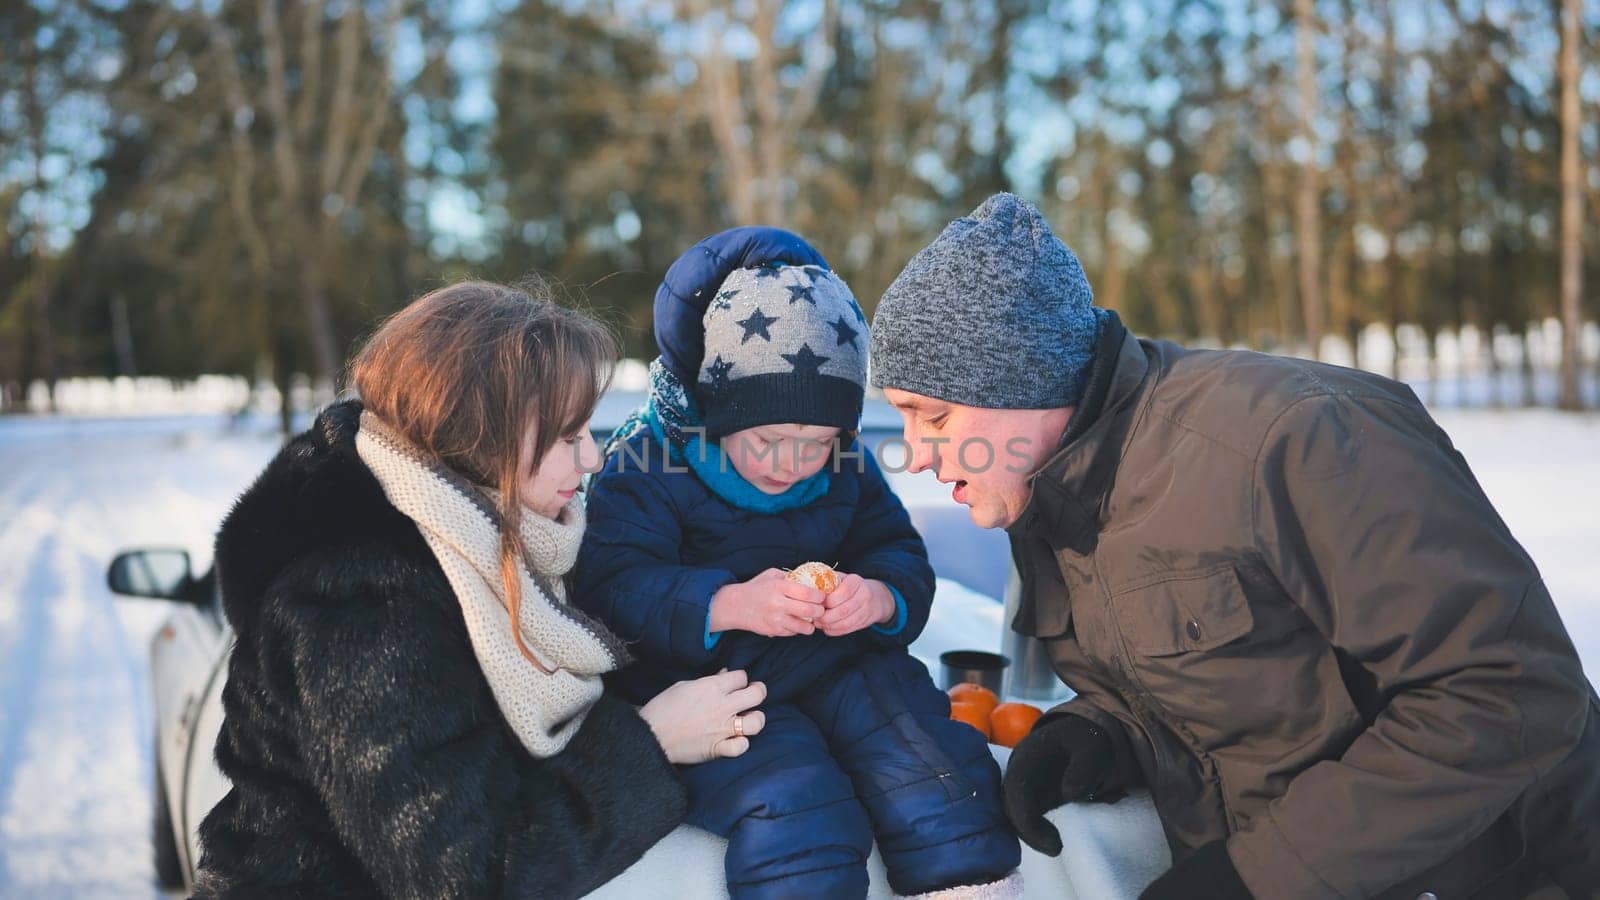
[1008,312,1152,556]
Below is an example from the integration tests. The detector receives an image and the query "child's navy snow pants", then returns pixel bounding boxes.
[681,650,1020,899]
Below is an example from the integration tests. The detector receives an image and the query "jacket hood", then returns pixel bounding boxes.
[653,227,829,383]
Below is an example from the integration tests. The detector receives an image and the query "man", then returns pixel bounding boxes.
[870,193,1599,899]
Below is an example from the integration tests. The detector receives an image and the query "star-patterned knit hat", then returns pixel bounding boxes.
[696,263,868,439]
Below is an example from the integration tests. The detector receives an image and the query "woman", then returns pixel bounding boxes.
[191,281,767,898]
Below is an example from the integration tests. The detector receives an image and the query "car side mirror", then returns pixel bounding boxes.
[107,549,198,602]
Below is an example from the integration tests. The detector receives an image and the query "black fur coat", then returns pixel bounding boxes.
[190,401,687,899]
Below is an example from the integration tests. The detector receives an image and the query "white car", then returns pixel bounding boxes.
[109,398,1169,897]
[106,546,230,892]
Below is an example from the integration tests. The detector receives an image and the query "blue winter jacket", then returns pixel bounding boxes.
[574,427,934,702]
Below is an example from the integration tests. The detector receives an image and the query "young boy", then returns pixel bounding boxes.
[575,228,1021,899]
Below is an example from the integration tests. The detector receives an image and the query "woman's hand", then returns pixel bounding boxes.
[639,669,768,764]
[708,568,826,638]
[817,574,896,637]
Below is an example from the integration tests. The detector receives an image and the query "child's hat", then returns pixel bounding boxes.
[696,263,868,439]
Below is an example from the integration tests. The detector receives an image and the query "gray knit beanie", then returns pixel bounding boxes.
[869,192,1104,409]
[697,264,868,439]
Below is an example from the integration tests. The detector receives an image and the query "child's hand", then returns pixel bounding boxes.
[817,574,897,637]
[710,568,827,638]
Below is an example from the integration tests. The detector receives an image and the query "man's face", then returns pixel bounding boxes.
[882,388,1073,529]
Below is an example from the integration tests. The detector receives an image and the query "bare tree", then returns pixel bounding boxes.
[1295,0,1325,360]
[1558,0,1585,410]
[1376,0,1412,381]
[1258,70,1302,351]
[684,0,837,224]
[21,25,56,410]
[204,0,404,387]
[811,2,979,302]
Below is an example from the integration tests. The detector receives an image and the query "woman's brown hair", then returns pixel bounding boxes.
[349,279,618,673]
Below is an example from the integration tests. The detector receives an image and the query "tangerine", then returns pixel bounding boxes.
[786,562,841,593]
[990,702,1043,748]
[947,682,999,720]
[949,699,993,740]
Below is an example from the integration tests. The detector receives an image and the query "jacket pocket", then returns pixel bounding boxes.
[1115,564,1255,657]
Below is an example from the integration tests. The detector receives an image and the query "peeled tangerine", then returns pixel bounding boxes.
[786,561,841,594]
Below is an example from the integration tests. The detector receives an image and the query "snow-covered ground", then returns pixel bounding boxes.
[0,415,283,898]
[0,407,1595,897]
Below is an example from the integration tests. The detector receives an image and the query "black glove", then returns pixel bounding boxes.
[1001,714,1117,856]
[1139,840,1253,900]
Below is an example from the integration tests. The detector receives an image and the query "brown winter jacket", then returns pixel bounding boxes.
[1009,318,1600,899]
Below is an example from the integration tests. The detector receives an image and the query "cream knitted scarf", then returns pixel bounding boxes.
[355,411,630,758]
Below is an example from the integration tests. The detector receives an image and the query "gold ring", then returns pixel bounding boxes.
[733,714,745,737]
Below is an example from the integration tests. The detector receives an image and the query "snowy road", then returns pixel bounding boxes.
[0,409,1596,898]
[0,417,281,898]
